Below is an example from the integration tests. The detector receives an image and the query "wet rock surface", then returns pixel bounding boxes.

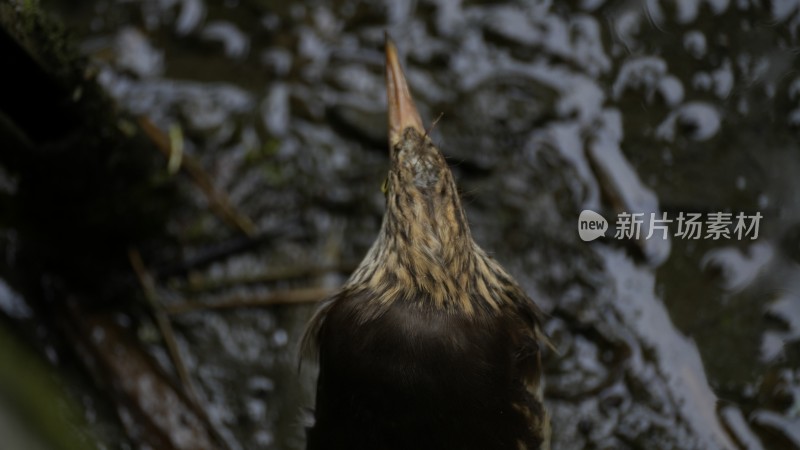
[3,0,800,448]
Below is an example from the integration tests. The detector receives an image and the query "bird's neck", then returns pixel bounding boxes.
[388,168,472,260]
[346,172,492,313]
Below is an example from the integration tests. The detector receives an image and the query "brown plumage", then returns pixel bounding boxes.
[302,38,551,450]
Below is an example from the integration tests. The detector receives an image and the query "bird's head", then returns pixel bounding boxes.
[385,40,446,192]
[379,40,472,260]
[336,39,487,313]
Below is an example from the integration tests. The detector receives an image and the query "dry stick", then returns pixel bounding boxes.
[138,116,257,237]
[61,302,220,450]
[128,249,233,450]
[165,286,333,315]
[129,249,198,397]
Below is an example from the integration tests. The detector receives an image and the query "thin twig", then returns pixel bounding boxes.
[138,116,257,237]
[61,302,223,450]
[129,249,198,398]
[128,249,233,450]
[164,286,333,315]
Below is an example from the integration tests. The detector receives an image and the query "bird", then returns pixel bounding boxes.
[301,38,551,450]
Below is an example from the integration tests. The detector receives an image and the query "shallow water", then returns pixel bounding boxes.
[10,0,800,448]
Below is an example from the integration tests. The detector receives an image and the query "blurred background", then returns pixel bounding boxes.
[1,0,799,448]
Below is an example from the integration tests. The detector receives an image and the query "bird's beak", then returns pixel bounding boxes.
[385,37,425,147]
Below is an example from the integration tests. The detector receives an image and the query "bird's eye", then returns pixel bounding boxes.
[381,177,390,195]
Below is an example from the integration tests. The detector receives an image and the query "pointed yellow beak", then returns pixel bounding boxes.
[385,37,425,147]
